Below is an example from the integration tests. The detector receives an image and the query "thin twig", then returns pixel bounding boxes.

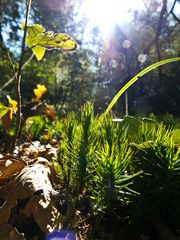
[171,11,180,23]
[0,53,34,94]
[167,0,180,23]
[11,0,32,152]
[143,0,167,54]
[7,52,16,75]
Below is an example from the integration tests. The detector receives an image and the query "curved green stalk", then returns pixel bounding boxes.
[104,57,180,115]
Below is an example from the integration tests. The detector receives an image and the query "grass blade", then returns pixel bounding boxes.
[105,57,180,114]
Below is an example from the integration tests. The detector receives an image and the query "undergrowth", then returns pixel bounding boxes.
[0,103,180,239]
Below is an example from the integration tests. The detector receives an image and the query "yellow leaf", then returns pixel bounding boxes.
[33,84,47,102]
[1,96,17,135]
[6,95,17,112]
[32,46,45,61]
[47,33,77,50]
[0,102,8,118]
[22,24,77,61]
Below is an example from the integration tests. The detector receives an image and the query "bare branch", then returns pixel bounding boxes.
[11,0,32,151]
[168,0,180,23]
[143,0,167,54]
[171,11,180,23]
[0,53,34,94]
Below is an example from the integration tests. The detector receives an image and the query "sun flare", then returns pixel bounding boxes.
[81,0,144,32]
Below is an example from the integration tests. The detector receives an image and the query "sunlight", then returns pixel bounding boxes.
[81,0,144,32]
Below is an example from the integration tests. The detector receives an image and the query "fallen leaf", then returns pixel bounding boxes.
[0,157,62,235]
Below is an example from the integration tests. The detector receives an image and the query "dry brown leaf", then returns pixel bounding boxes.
[23,192,63,232]
[1,109,12,135]
[0,157,63,237]
[0,158,26,180]
[0,224,26,240]
[0,157,27,199]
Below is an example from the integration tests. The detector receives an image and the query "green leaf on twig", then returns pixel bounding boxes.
[22,24,77,61]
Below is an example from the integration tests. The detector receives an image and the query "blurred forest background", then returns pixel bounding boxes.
[0,0,180,116]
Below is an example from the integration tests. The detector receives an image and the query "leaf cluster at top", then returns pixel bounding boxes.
[22,24,77,61]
